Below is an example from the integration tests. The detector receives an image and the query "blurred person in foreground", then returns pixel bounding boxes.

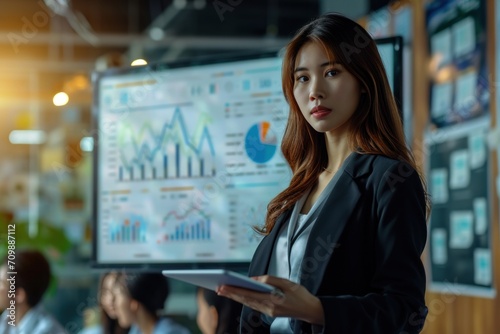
[196,287,242,334]
[0,249,67,333]
[113,273,190,334]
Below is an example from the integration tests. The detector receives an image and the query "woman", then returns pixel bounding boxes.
[196,287,242,334]
[113,273,190,334]
[79,272,129,334]
[217,12,429,334]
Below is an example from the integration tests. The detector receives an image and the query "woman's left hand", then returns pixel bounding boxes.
[217,275,324,325]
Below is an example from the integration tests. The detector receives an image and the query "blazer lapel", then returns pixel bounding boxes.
[299,153,373,295]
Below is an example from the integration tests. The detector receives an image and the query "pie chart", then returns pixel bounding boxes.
[244,121,277,164]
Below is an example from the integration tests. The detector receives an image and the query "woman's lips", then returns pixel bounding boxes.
[310,106,332,118]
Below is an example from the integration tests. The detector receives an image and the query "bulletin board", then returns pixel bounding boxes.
[426,118,494,297]
[426,0,490,128]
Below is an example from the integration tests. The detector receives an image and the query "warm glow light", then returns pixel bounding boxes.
[428,53,443,76]
[131,59,148,66]
[53,92,69,106]
[435,66,454,83]
[9,130,46,145]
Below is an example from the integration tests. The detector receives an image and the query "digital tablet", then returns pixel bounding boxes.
[162,269,276,293]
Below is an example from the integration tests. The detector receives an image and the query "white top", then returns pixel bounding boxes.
[0,304,67,334]
[266,169,343,333]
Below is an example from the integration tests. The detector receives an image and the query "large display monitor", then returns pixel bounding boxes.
[92,37,402,270]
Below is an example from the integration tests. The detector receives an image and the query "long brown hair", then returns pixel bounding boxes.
[260,13,428,234]
[99,272,129,334]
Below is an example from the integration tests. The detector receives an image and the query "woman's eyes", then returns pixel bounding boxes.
[295,69,339,82]
[296,75,308,82]
[326,69,339,76]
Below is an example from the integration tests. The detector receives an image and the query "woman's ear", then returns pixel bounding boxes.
[16,288,27,304]
[130,299,140,312]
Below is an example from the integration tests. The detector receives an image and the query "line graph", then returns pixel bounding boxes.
[157,204,212,243]
[116,107,216,181]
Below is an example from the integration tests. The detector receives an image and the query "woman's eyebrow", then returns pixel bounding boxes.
[294,61,338,73]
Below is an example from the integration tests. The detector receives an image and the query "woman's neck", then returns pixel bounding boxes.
[324,131,353,171]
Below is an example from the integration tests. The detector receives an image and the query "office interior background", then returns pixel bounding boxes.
[1,0,500,333]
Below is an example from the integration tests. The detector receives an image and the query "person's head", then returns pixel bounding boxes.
[0,249,51,310]
[196,287,242,334]
[263,13,421,233]
[113,273,169,328]
[98,272,129,334]
[100,272,119,319]
[281,12,406,167]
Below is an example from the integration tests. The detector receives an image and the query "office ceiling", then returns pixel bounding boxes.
[0,0,319,158]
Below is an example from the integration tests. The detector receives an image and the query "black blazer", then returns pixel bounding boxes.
[240,153,428,334]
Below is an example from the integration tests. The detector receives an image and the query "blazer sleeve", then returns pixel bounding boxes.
[317,162,428,334]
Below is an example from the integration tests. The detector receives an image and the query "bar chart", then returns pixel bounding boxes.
[117,143,216,181]
[108,215,147,243]
[158,219,211,243]
[157,204,212,243]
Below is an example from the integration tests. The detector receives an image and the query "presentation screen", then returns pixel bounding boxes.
[92,52,291,269]
[92,37,402,270]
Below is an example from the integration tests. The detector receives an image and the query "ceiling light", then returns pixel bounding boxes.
[131,59,148,66]
[9,130,46,145]
[53,92,69,106]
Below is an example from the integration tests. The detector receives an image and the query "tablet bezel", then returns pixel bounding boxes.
[162,269,275,293]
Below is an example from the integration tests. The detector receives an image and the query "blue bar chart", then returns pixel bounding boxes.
[157,205,212,243]
[167,219,211,241]
[109,216,147,243]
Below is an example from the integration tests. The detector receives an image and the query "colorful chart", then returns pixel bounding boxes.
[244,122,277,164]
[109,215,147,243]
[117,107,215,181]
[157,204,212,243]
[158,219,211,243]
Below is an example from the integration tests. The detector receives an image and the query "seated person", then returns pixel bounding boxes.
[79,272,129,334]
[196,287,242,334]
[0,249,67,333]
[113,273,190,334]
